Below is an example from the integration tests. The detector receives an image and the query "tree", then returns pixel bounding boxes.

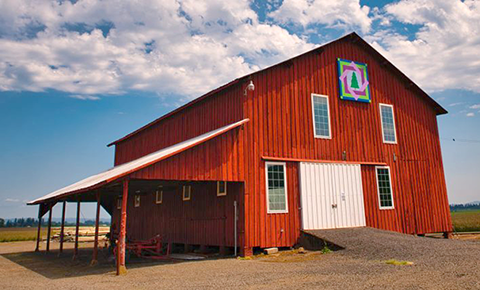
[0,218,4,227]
[350,72,360,89]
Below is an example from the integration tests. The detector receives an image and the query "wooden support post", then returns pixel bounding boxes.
[35,205,43,252]
[91,193,101,266]
[73,199,81,260]
[59,201,66,255]
[241,247,253,257]
[117,179,129,275]
[46,204,53,252]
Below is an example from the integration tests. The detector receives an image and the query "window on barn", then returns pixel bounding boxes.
[376,167,394,209]
[379,104,397,144]
[266,162,288,213]
[183,185,191,201]
[311,94,331,139]
[217,181,227,196]
[134,194,141,207]
[155,186,163,204]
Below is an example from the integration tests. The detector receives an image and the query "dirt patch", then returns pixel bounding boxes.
[251,249,325,263]
[1,233,480,289]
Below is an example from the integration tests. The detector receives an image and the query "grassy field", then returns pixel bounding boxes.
[1,211,478,242]
[0,228,46,243]
[451,210,480,232]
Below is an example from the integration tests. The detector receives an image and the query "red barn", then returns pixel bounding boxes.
[29,32,452,274]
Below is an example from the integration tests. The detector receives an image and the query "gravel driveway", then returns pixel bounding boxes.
[0,228,479,289]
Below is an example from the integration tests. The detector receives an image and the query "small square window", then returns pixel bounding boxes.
[134,195,141,207]
[183,185,191,201]
[156,187,163,204]
[217,181,227,196]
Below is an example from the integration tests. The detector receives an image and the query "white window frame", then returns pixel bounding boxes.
[311,93,332,139]
[182,185,191,201]
[375,166,395,210]
[155,186,163,204]
[379,103,397,144]
[134,195,141,207]
[265,161,289,214]
[217,181,227,196]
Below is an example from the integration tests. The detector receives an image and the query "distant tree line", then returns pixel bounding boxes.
[0,217,109,228]
[450,203,480,212]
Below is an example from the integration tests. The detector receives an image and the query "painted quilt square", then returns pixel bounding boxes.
[337,58,371,103]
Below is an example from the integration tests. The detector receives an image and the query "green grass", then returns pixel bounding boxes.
[451,210,480,232]
[0,227,46,243]
[385,259,413,266]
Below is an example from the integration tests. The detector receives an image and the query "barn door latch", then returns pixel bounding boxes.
[331,204,338,209]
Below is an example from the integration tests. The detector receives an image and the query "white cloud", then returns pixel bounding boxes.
[0,0,315,100]
[1,0,479,101]
[5,198,20,202]
[268,0,371,33]
[466,112,475,117]
[448,102,464,107]
[470,104,480,109]
[70,95,100,101]
[368,0,480,93]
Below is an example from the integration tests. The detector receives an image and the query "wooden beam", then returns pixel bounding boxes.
[117,179,129,275]
[59,201,66,255]
[91,193,101,266]
[46,204,53,252]
[35,205,43,252]
[73,198,81,260]
[262,156,388,166]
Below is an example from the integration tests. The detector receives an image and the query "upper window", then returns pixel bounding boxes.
[182,185,191,201]
[311,94,331,139]
[376,167,394,209]
[134,195,141,207]
[379,104,397,144]
[217,181,227,196]
[265,162,288,213]
[155,186,163,204]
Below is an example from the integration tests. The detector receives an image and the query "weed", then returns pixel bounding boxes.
[321,246,332,254]
[385,259,413,266]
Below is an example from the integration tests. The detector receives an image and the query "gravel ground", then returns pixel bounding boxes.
[0,228,479,289]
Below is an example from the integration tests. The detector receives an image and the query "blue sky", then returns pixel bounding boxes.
[1,0,479,218]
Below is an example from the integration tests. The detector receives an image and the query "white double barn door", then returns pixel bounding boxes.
[299,163,366,230]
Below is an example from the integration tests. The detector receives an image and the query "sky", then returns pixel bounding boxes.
[1,0,479,219]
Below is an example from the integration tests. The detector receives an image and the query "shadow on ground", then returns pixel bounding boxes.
[1,247,182,279]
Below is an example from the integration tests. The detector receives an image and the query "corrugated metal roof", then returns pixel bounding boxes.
[28,118,249,205]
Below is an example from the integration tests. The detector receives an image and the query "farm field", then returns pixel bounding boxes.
[0,228,46,243]
[451,210,480,232]
[0,227,109,243]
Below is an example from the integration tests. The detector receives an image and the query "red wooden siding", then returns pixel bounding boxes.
[129,128,244,182]
[241,37,451,249]
[114,85,243,166]
[111,181,242,247]
[112,35,451,252]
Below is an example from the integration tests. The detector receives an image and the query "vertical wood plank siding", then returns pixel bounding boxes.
[242,38,451,248]
[111,182,241,246]
[113,36,451,251]
[114,85,243,166]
